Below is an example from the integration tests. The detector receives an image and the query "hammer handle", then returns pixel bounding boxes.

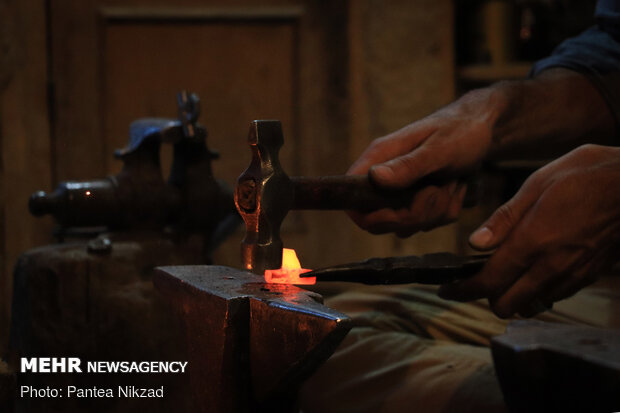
[291,175,477,211]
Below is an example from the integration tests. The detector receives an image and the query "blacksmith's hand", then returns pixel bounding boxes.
[346,69,615,238]
[346,88,500,237]
[439,144,620,318]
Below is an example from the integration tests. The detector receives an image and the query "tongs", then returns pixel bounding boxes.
[300,252,490,285]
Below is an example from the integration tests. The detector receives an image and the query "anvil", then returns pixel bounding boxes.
[154,265,351,413]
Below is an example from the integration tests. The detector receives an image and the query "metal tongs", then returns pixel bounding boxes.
[301,253,491,285]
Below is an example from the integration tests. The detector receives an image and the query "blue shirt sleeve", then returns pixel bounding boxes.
[531,0,620,131]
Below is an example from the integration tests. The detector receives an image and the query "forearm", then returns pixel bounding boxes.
[483,68,616,161]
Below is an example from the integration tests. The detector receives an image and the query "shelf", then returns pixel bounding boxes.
[457,63,534,82]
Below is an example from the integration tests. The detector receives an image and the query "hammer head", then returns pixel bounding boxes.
[235,120,293,274]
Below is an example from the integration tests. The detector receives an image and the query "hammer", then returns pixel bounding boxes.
[235,120,475,274]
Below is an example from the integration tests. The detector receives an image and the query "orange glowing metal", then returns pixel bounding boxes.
[264,248,315,285]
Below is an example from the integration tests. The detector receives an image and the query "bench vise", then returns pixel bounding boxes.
[29,91,236,235]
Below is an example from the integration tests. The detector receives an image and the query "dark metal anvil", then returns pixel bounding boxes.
[492,320,620,412]
[154,265,351,413]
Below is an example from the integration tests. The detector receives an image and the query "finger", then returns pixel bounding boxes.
[347,208,413,235]
[369,146,446,189]
[517,299,553,318]
[543,260,599,304]
[348,179,460,235]
[347,124,435,176]
[445,183,467,222]
[392,182,462,238]
[394,183,461,233]
[468,178,544,251]
[489,259,562,318]
[439,231,536,302]
[348,183,450,234]
[530,245,610,306]
[421,181,461,230]
[412,183,453,231]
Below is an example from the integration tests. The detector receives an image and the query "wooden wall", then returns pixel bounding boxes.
[346,0,457,261]
[0,0,456,354]
[0,0,55,355]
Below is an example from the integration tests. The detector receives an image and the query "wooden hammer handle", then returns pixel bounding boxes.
[291,175,477,211]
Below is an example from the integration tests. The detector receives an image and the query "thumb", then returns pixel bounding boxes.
[369,147,438,189]
[469,182,542,250]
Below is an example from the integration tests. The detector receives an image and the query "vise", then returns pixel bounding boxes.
[29,91,236,237]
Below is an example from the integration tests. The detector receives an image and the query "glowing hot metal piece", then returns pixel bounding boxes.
[265,248,315,285]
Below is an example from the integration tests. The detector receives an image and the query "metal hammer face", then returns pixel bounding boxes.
[235,120,293,274]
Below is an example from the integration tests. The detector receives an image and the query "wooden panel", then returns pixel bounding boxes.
[346,0,459,259]
[0,0,54,352]
[101,17,300,184]
[50,1,304,182]
[51,0,104,180]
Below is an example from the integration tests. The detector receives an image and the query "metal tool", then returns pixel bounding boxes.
[154,265,352,413]
[301,252,490,284]
[492,320,620,413]
[235,120,476,274]
[30,91,236,236]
